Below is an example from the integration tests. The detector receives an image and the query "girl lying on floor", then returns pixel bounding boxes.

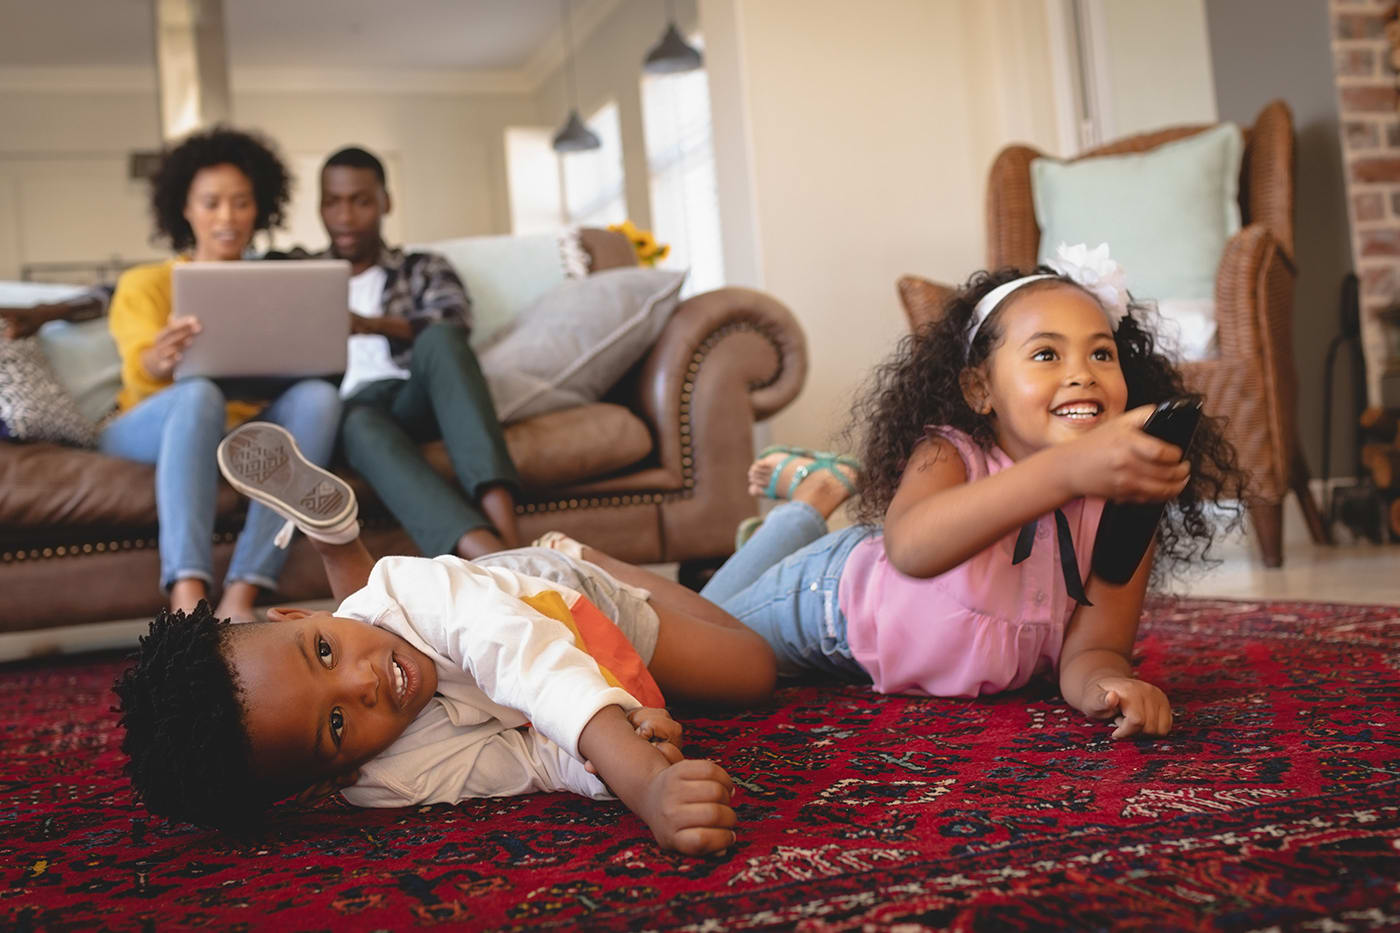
[546,244,1247,740]
[114,423,776,855]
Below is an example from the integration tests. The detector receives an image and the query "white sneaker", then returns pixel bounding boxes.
[217,422,359,548]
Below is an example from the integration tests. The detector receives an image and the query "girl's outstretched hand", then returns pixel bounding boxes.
[1059,404,1190,503]
[1087,675,1173,739]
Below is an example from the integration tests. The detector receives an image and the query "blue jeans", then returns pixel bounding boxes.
[341,324,520,556]
[700,501,874,680]
[99,377,342,592]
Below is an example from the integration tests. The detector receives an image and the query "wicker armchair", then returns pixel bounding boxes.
[897,99,1328,567]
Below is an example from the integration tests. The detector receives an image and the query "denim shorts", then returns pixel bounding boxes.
[712,520,874,681]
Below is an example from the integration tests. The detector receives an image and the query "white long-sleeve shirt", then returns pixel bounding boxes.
[335,555,650,807]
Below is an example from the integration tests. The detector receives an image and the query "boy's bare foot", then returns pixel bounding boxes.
[747,450,858,519]
[455,527,507,560]
[532,531,587,561]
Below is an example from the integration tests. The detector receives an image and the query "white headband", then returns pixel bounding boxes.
[967,242,1130,348]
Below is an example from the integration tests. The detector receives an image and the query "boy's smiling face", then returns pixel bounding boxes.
[224,609,439,795]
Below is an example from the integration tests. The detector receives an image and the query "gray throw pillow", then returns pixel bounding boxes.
[0,337,99,447]
[480,267,687,423]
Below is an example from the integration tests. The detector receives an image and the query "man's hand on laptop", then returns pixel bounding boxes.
[349,311,377,336]
[141,317,202,381]
[348,311,414,342]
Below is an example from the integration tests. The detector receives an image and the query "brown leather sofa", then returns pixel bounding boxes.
[0,229,807,645]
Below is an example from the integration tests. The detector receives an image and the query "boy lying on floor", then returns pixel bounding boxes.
[113,423,776,855]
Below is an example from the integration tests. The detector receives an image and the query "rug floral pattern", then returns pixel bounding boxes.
[4,597,1398,931]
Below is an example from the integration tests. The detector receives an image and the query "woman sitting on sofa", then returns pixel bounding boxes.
[101,126,342,621]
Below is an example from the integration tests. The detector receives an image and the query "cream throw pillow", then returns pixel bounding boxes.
[480,267,687,423]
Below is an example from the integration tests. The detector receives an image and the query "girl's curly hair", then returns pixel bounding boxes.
[149,125,291,252]
[844,266,1248,579]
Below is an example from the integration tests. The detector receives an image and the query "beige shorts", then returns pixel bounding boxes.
[471,547,660,663]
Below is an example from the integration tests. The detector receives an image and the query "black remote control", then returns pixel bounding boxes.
[1090,395,1203,585]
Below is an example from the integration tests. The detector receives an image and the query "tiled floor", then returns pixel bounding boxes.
[1174,494,1400,605]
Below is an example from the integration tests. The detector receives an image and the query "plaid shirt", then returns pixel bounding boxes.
[264,244,473,366]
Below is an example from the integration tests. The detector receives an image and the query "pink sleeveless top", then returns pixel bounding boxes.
[840,426,1105,698]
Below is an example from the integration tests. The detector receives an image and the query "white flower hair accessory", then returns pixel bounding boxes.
[967,242,1130,350]
[1045,242,1129,325]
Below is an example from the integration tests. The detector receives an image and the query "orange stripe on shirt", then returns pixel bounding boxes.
[517,591,665,708]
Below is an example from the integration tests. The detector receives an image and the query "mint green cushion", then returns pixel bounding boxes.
[410,233,572,348]
[1030,123,1244,302]
[0,282,123,423]
[38,319,122,423]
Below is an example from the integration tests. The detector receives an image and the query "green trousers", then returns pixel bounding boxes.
[341,324,519,556]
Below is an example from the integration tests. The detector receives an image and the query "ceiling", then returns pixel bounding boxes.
[0,0,586,72]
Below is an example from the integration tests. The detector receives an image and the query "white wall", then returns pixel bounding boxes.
[699,0,1062,450]
[1099,0,1218,138]
[0,78,536,280]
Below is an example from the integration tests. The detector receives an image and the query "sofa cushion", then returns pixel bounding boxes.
[1030,123,1244,303]
[37,318,123,423]
[0,338,99,448]
[407,403,653,501]
[481,267,687,423]
[0,403,653,530]
[0,441,242,529]
[409,229,587,349]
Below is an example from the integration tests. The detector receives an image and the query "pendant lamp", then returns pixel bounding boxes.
[643,0,703,74]
[553,0,600,153]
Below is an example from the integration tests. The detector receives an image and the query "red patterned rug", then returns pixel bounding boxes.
[4,597,1398,931]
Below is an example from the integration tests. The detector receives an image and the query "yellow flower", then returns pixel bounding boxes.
[609,220,670,267]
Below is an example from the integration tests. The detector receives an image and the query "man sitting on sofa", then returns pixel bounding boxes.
[266,146,521,559]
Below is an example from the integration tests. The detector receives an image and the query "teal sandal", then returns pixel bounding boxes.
[755,445,860,500]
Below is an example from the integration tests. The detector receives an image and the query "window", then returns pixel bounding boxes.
[562,101,627,228]
[641,45,724,297]
[505,127,565,235]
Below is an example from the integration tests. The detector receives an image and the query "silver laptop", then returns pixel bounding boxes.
[172,260,350,380]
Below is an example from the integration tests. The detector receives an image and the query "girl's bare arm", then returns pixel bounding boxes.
[882,407,1187,579]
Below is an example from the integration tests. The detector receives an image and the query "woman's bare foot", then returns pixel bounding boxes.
[169,578,208,615]
[215,580,261,624]
[747,451,858,519]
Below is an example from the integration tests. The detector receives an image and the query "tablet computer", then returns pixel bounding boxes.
[172,260,350,380]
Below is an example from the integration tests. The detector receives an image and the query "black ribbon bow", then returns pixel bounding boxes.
[1012,509,1092,607]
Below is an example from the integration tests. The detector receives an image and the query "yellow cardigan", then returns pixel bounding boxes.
[108,259,259,426]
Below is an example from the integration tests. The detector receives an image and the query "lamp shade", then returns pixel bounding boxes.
[552,110,601,152]
[643,23,702,74]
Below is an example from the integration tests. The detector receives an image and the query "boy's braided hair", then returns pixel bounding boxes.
[112,602,272,832]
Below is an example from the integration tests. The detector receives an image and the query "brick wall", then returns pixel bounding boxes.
[1332,0,1400,403]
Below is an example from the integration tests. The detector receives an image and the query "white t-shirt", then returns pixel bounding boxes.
[340,265,411,399]
[336,555,644,808]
